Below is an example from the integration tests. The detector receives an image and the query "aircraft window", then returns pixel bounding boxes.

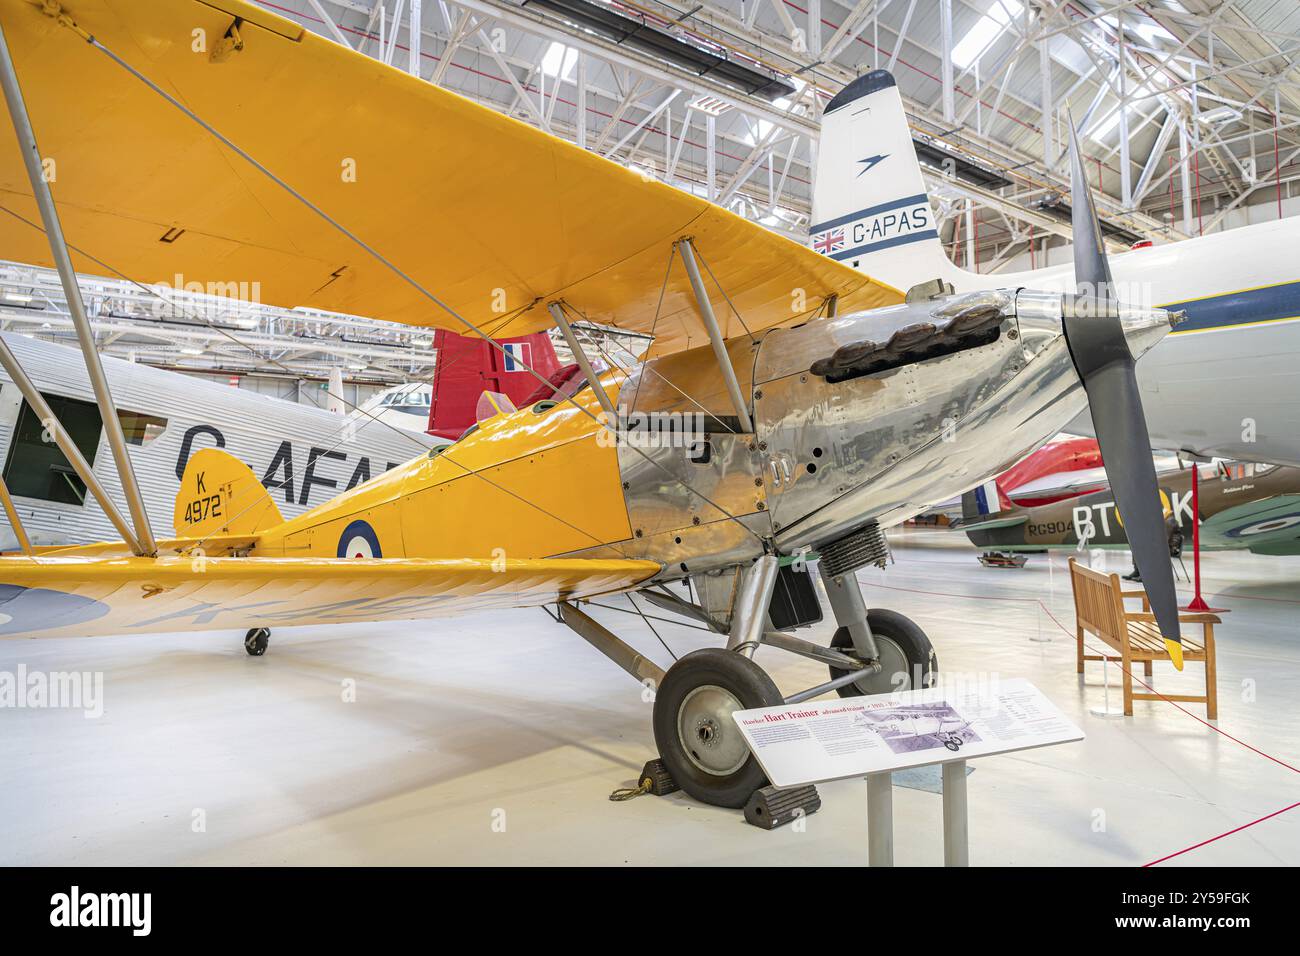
[2,392,102,505]
[117,410,167,446]
[394,404,427,416]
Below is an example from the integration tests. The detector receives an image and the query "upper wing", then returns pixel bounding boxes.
[0,0,902,354]
[0,555,659,638]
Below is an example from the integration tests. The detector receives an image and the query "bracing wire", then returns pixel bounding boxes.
[66,23,766,549]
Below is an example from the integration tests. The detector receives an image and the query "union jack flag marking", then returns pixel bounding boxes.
[813,228,845,255]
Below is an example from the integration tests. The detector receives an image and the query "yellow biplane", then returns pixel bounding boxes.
[0,0,1183,808]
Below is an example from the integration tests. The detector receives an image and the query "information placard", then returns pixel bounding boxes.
[733,678,1083,788]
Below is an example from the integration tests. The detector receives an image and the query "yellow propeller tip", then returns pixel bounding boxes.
[1165,639,1184,671]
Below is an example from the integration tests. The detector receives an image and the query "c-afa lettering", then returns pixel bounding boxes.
[174,424,398,508]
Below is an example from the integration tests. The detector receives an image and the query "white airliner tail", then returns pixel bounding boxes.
[811,71,957,292]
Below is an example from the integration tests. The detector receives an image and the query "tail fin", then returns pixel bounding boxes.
[175,448,284,538]
[811,70,955,291]
[428,329,562,440]
[962,477,1015,521]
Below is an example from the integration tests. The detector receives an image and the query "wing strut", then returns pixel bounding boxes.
[0,21,156,556]
[547,302,617,417]
[0,473,32,556]
[0,339,141,551]
[676,239,755,433]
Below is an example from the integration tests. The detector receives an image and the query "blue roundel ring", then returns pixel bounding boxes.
[337,520,382,559]
[1223,512,1300,539]
[0,584,110,636]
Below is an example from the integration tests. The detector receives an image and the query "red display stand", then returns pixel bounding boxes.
[1181,462,1227,613]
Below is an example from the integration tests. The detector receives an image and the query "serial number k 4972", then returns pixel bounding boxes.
[183,493,223,525]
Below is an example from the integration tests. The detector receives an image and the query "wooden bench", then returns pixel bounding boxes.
[1068,557,1220,718]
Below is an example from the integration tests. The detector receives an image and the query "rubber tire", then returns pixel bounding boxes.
[653,648,783,809]
[244,628,270,657]
[828,608,937,697]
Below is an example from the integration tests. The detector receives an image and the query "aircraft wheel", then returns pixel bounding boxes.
[652,648,783,809]
[944,740,960,752]
[828,609,937,697]
[244,628,270,657]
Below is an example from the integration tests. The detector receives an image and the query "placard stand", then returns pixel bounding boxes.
[732,678,1084,868]
[866,772,894,866]
[867,761,969,866]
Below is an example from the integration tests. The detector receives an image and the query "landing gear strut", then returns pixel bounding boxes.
[244,627,270,657]
[558,551,938,811]
[821,563,937,694]
[828,608,937,696]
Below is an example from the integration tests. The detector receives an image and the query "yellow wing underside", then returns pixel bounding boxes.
[0,555,659,639]
[0,0,902,354]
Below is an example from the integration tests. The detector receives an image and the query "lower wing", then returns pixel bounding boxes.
[0,556,660,639]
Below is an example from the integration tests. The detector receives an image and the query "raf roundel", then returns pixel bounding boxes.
[337,520,383,559]
[1226,512,1300,538]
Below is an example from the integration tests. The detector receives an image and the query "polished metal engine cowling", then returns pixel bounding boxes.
[753,290,1066,553]
[599,287,1168,581]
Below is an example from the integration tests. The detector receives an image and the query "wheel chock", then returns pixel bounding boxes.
[639,758,679,796]
[744,785,821,829]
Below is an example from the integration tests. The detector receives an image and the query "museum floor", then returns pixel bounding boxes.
[3,529,1297,866]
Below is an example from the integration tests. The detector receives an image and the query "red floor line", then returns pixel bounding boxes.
[866,579,1300,776]
[866,577,1300,864]
[1142,800,1300,867]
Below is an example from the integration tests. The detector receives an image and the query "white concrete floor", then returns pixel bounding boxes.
[2,530,1297,866]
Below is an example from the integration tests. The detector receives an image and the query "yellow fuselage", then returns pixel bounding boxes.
[254,377,633,562]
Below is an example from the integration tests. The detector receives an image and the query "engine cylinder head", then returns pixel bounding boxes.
[818,521,889,578]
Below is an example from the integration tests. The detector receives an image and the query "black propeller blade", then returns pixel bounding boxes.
[1061,113,1183,666]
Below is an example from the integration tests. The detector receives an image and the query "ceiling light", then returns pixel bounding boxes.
[1198,105,1242,125]
[1090,76,1170,143]
[952,0,1023,70]
[688,94,731,117]
[540,42,578,81]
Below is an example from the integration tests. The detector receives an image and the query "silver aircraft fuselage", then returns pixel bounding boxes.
[606,288,1174,580]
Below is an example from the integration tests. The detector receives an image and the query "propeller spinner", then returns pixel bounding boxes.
[1061,113,1184,668]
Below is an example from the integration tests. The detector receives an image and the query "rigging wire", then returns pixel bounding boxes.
[66,23,766,549]
[0,206,626,555]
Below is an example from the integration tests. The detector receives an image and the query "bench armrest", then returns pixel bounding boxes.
[1120,589,1151,609]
